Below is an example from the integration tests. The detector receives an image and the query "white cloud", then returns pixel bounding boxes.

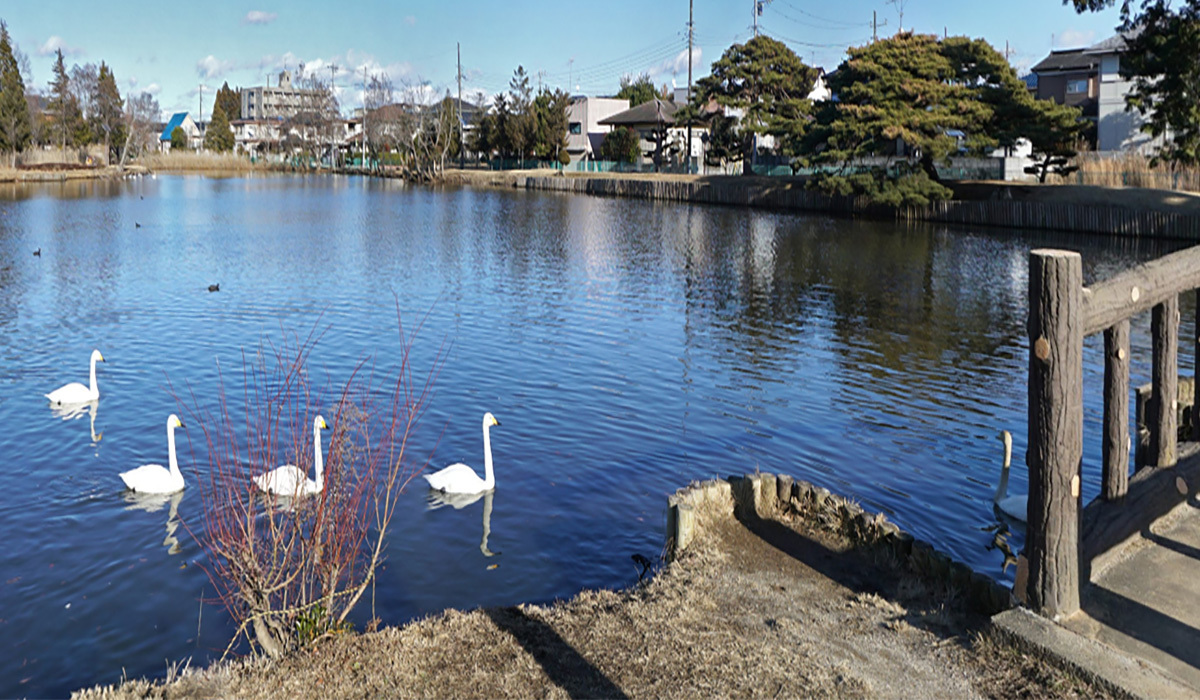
[143,83,162,96]
[1056,29,1095,49]
[37,35,83,57]
[658,47,701,78]
[244,10,278,25]
[197,55,235,79]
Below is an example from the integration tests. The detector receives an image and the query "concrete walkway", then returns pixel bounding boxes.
[1064,499,1200,693]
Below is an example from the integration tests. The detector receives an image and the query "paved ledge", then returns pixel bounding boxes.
[991,607,1197,700]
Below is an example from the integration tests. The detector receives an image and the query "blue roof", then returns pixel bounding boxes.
[160,112,188,141]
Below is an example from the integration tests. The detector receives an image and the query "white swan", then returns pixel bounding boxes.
[994,430,1028,523]
[253,415,328,496]
[46,349,105,405]
[424,412,501,494]
[120,414,186,494]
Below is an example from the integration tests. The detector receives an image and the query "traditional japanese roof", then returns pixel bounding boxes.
[160,113,189,141]
[1031,48,1099,74]
[598,98,679,127]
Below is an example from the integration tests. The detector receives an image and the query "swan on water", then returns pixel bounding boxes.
[424,412,500,494]
[120,414,186,494]
[253,415,328,496]
[46,349,105,405]
[994,430,1027,523]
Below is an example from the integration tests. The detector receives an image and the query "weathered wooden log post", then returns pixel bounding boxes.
[1103,320,1130,500]
[1151,295,1179,467]
[1027,250,1083,619]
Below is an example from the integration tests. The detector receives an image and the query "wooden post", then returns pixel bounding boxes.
[1027,249,1083,619]
[1151,295,1179,467]
[1103,320,1130,500]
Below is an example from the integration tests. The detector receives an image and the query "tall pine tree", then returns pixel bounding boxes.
[0,21,31,163]
[204,102,235,152]
[48,48,73,149]
[215,81,240,122]
[92,62,124,162]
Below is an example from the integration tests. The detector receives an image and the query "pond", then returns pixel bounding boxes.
[0,174,1191,696]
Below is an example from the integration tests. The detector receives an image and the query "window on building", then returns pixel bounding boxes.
[1066,79,1088,95]
[569,122,582,135]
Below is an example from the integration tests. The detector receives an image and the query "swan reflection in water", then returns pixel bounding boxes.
[122,490,185,555]
[427,488,500,557]
[49,399,103,444]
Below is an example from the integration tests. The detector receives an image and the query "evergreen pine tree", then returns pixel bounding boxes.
[48,48,72,149]
[92,62,125,161]
[694,36,818,175]
[170,125,188,151]
[215,82,240,122]
[0,21,32,163]
[204,103,235,152]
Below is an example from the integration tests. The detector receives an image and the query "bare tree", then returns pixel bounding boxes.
[283,69,340,167]
[119,91,160,167]
[69,63,97,144]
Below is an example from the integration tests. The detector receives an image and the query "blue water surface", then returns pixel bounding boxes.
[0,174,1190,696]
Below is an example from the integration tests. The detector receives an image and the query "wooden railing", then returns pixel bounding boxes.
[1027,245,1200,619]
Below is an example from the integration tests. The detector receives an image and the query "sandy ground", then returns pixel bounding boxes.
[74,502,1110,700]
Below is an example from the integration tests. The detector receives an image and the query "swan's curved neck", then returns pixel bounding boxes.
[482,421,494,490]
[88,355,99,395]
[314,423,324,490]
[994,435,1013,503]
[167,422,180,479]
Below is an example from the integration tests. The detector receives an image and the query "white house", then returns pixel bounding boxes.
[159,112,201,151]
[1086,33,1168,154]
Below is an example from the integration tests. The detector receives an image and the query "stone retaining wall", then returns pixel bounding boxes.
[521,175,1200,240]
[667,472,1015,616]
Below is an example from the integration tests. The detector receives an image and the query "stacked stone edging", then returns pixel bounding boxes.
[523,176,1200,240]
[667,472,1014,616]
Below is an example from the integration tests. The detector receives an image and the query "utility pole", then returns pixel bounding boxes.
[458,42,464,170]
[687,0,693,171]
[568,58,574,93]
[197,83,203,147]
[873,11,877,42]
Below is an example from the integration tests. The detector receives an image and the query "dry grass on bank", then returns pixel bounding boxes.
[74,502,1112,700]
[136,151,264,172]
[1074,152,1200,193]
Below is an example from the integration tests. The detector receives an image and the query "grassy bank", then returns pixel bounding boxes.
[75,490,1109,699]
[135,151,265,172]
[1074,152,1200,193]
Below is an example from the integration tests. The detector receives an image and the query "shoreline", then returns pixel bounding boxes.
[443,168,1200,240]
[73,474,1114,699]
[15,163,1200,241]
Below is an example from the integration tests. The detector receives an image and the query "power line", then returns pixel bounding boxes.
[775,0,867,28]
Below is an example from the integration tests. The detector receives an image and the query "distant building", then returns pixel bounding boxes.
[566,97,629,164]
[159,112,201,151]
[1031,33,1166,154]
[241,70,324,121]
[1030,47,1099,146]
[598,98,692,169]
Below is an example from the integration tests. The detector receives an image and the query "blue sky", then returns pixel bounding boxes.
[4,0,1123,121]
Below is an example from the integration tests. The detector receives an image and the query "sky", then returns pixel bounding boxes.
[3,0,1124,121]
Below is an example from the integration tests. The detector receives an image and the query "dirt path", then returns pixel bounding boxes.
[75,502,1108,700]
